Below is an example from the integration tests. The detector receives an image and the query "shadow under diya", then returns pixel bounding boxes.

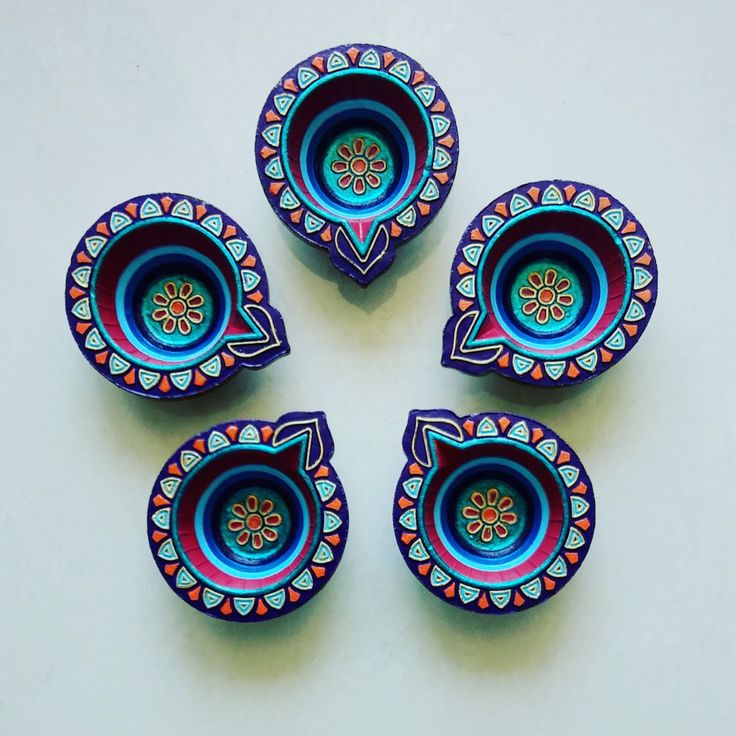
[148,414,349,621]
[256,44,458,286]
[394,410,595,614]
[442,181,658,385]
[65,194,289,398]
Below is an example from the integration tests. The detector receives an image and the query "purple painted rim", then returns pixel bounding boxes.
[393,409,596,614]
[255,42,459,286]
[442,180,658,386]
[147,412,349,622]
[64,192,289,399]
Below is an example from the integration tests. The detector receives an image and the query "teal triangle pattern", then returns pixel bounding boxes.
[458,584,480,604]
[160,477,180,499]
[570,496,590,518]
[85,236,106,257]
[573,190,595,211]
[541,185,563,205]
[604,328,626,351]
[138,369,159,390]
[634,267,653,290]
[323,510,342,533]
[71,298,91,320]
[545,361,566,380]
[207,430,230,453]
[577,350,598,372]
[536,438,558,462]
[140,198,163,218]
[180,450,201,471]
[203,589,224,609]
[456,275,475,298]
[565,527,585,549]
[84,328,105,350]
[264,157,284,179]
[389,60,411,82]
[399,508,417,531]
[477,417,498,437]
[238,425,259,444]
[512,355,534,376]
[175,567,196,589]
[157,539,177,561]
[265,589,286,609]
[430,566,451,587]
[172,199,193,219]
[241,269,261,292]
[109,354,130,375]
[432,147,452,170]
[507,420,530,443]
[403,478,422,499]
[602,207,624,230]
[489,590,511,608]
[201,214,223,236]
[547,556,568,578]
[358,48,381,68]
[261,124,282,147]
[304,212,325,233]
[316,480,336,502]
[326,51,349,72]
[297,66,319,89]
[312,541,334,564]
[625,300,645,321]
[397,206,416,227]
[292,570,314,591]
[200,356,222,377]
[110,211,132,233]
[463,244,482,266]
[151,508,170,530]
[279,187,300,210]
[482,214,504,237]
[414,84,436,107]
[233,597,255,616]
[226,239,247,260]
[510,193,532,215]
[72,266,91,287]
[170,370,192,390]
[624,235,645,258]
[558,465,580,488]
[408,539,430,561]
[274,93,295,116]
[520,578,542,599]
[420,178,440,201]
[431,115,451,137]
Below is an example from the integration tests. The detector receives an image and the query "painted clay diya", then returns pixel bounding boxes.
[255,43,459,286]
[65,193,289,398]
[442,180,658,385]
[147,413,348,621]
[394,410,595,613]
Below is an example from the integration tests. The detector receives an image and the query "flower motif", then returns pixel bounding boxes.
[227,495,282,550]
[462,487,518,543]
[330,137,387,196]
[151,281,205,336]
[518,268,575,325]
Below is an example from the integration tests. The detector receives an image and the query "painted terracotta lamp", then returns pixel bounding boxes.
[65,193,289,398]
[147,412,348,621]
[394,410,595,613]
[255,43,459,286]
[442,180,658,385]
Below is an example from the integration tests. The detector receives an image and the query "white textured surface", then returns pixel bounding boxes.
[1,1,734,733]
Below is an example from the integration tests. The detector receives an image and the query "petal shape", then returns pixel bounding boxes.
[521,299,539,316]
[497,496,513,511]
[494,523,509,538]
[470,491,486,508]
[352,137,364,155]
[466,520,483,535]
[481,525,494,542]
[179,282,193,299]
[536,306,550,325]
[227,519,245,532]
[264,513,282,527]
[262,527,278,542]
[260,499,274,515]
[246,495,258,513]
[163,318,176,334]
[178,318,191,335]
[236,530,250,546]
[518,286,537,300]
[331,160,349,174]
[187,309,204,324]
[500,512,517,524]
[462,506,480,519]
[153,293,169,306]
[544,268,557,286]
[251,532,263,550]
[550,304,565,321]
[151,308,168,322]
[188,294,205,308]
[528,271,543,288]
[231,503,247,518]
[555,278,571,292]
[164,281,178,298]
[557,293,574,307]
[337,173,353,189]
[337,144,352,160]
[366,172,381,189]
[353,177,366,195]
[365,143,380,159]
[370,159,387,172]
[487,487,499,506]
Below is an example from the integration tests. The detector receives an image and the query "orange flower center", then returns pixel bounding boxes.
[350,157,368,175]
[169,299,187,316]
[538,287,556,305]
[481,507,499,524]
[246,513,263,531]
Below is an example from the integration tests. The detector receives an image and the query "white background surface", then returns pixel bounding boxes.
[1,1,734,733]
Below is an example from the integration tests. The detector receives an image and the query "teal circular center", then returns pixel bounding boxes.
[320,127,395,207]
[453,479,530,555]
[508,257,585,336]
[218,486,292,565]
[139,273,214,349]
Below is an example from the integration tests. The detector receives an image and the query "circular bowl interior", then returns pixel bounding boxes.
[421,440,567,586]
[478,209,629,357]
[284,71,431,222]
[170,447,320,593]
[394,411,595,613]
[93,220,240,366]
